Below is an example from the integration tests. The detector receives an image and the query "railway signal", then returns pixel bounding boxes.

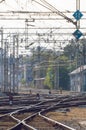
[73,10,83,40]
[73,29,83,40]
[73,10,83,21]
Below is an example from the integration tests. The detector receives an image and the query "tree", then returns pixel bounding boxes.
[58,55,70,90]
[44,66,54,89]
[21,78,26,86]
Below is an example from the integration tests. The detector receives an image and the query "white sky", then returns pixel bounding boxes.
[0,0,86,55]
[47,0,76,11]
[47,0,86,11]
[0,0,85,29]
[0,0,85,11]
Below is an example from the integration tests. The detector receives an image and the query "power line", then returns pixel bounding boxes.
[33,0,77,26]
[0,0,5,3]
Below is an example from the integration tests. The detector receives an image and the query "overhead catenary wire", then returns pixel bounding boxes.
[40,0,67,17]
[33,0,77,26]
[40,0,76,25]
[0,0,5,3]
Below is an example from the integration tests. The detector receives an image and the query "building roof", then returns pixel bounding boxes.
[69,65,86,75]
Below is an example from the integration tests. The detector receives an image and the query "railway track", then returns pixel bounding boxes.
[0,93,86,129]
[25,112,75,130]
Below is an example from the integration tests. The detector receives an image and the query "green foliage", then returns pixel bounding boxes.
[57,55,70,90]
[44,66,54,89]
[59,66,70,90]
[21,78,26,84]
[25,38,86,90]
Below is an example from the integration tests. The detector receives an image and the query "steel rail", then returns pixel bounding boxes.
[9,109,37,130]
[9,96,75,129]
[0,93,86,129]
[39,112,76,130]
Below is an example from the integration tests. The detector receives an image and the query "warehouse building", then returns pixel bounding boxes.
[69,65,86,92]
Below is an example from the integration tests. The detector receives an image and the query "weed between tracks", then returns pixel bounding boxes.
[46,107,86,130]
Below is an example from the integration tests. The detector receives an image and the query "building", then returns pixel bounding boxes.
[33,64,45,89]
[69,65,86,92]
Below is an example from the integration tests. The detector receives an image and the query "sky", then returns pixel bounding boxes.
[0,0,86,55]
[0,0,85,29]
[0,0,85,11]
[47,0,76,11]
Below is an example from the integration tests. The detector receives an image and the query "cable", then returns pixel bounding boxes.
[41,0,77,25]
[0,0,5,3]
[40,0,66,17]
[33,0,77,26]
[33,0,53,12]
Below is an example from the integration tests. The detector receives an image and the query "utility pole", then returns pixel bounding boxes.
[0,28,4,92]
[12,34,19,94]
[76,0,80,29]
[4,40,8,93]
[25,19,28,48]
[76,0,83,91]
[37,34,41,88]
[53,39,56,89]
[15,34,19,93]
[12,35,16,93]
[75,0,84,92]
